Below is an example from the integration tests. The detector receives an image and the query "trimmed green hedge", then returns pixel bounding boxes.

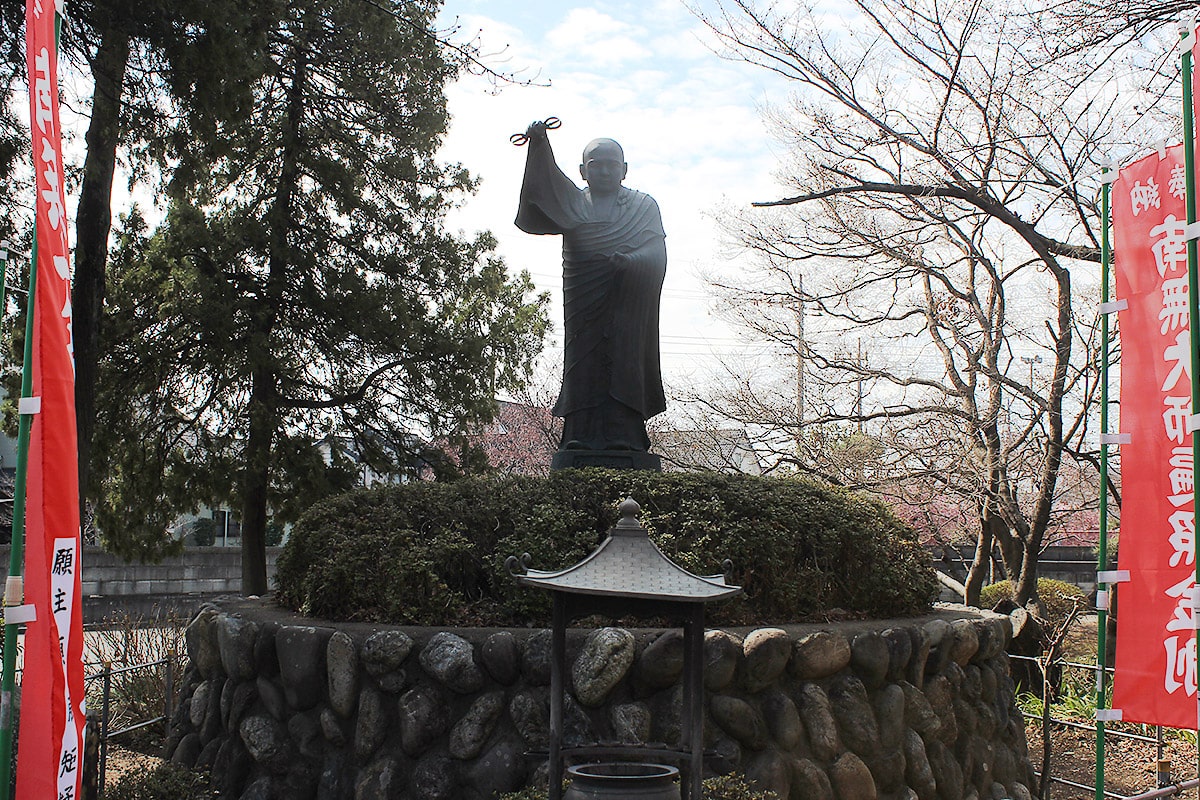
[275,470,937,626]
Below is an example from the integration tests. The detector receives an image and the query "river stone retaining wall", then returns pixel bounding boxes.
[165,600,1034,800]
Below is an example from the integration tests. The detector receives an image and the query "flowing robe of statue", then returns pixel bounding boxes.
[515,136,667,451]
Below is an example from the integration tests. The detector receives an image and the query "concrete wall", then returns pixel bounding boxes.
[0,546,281,596]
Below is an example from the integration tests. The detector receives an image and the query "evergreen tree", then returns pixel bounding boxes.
[94,0,548,590]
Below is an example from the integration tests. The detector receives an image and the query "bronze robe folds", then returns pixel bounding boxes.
[516,137,667,448]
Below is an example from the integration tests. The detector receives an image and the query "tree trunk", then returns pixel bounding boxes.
[74,28,130,515]
[964,516,992,607]
[239,13,308,594]
[240,370,274,595]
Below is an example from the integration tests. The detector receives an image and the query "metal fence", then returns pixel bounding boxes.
[84,653,175,800]
[1012,652,1200,800]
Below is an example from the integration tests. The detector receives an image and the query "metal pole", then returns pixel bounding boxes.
[164,648,175,723]
[549,595,565,800]
[0,238,40,800]
[1181,23,1200,793]
[1094,161,1113,800]
[99,661,111,800]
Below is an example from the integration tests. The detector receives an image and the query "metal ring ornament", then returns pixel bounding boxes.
[510,116,561,146]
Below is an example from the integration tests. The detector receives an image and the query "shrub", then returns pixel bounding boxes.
[105,761,212,800]
[275,471,937,626]
[497,773,776,800]
[84,612,188,749]
[189,518,215,547]
[979,577,1087,625]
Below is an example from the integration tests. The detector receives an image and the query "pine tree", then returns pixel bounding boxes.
[94,0,548,589]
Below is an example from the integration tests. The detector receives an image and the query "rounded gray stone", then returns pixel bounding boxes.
[399,686,447,756]
[950,620,980,665]
[450,691,505,760]
[467,739,527,798]
[572,627,636,707]
[762,689,803,751]
[743,628,792,692]
[904,728,937,800]
[873,684,906,752]
[213,736,253,798]
[900,680,940,737]
[509,689,549,748]
[866,749,906,793]
[792,631,851,679]
[1009,782,1033,800]
[962,665,983,701]
[791,757,834,800]
[882,628,913,681]
[481,631,520,685]
[710,694,769,749]
[420,632,484,693]
[256,676,286,721]
[924,675,958,746]
[319,751,347,800]
[253,621,279,677]
[522,629,553,685]
[170,732,201,768]
[355,687,390,762]
[746,749,790,798]
[829,751,877,800]
[190,680,213,728]
[907,626,933,687]
[637,630,685,689]
[612,701,652,744]
[850,631,890,688]
[217,615,259,681]
[228,682,258,733]
[239,714,292,774]
[704,630,742,691]
[276,626,334,711]
[797,682,842,762]
[411,752,455,800]
[201,678,225,744]
[287,710,322,759]
[830,676,881,758]
[361,630,414,677]
[186,607,223,679]
[239,777,276,800]
[326,631,359,718]
[926,739,965,800]
[377,669,409,694]
[355,756,401,800]
[320,706,347,746]
[923,619,951,646]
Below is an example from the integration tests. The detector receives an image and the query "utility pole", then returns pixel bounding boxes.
[794,274,805,461]
[856,339,864,433]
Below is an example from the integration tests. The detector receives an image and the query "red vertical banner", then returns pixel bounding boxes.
[1111,144,1198,730]
[21,0,85,797]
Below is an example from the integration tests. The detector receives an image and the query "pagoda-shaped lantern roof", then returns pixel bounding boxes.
[507,498,742,603]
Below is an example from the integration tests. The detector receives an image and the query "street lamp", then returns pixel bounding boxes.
[1020,354,1043,385]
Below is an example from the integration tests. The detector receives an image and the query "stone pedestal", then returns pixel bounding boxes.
[551,449,662,471]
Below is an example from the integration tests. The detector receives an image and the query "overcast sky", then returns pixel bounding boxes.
[435,0,793,391]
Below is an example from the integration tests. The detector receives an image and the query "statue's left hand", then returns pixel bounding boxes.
[610,252,632,269]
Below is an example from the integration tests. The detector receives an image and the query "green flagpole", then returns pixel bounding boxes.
[0,239,39,800]
[0,8,65,795]
[1095,162,1113,800]
[1182,17,1200,749]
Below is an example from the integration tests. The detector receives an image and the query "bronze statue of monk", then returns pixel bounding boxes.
[515,121,666,461]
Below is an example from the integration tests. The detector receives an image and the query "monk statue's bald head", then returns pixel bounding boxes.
[580,138,627,197]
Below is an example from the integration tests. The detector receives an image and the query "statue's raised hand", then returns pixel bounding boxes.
[510,116,561,146]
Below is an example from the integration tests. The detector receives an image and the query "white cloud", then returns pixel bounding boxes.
[545,9,652,67]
